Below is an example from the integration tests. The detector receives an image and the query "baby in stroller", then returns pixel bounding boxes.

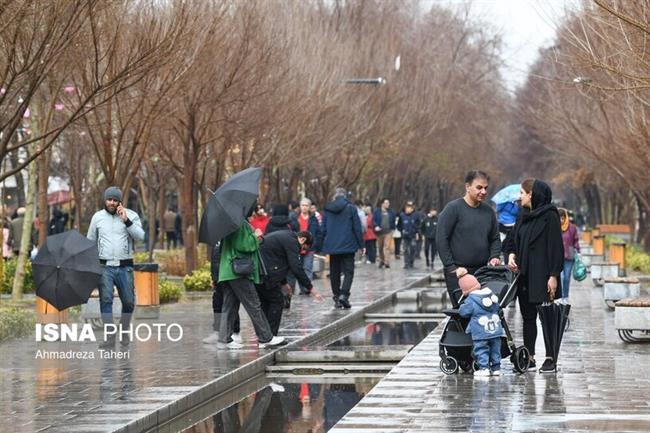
[458,274,503,377]
[438,265,530,375]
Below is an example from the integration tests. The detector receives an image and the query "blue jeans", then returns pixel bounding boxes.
[98,265,135,324]
[288,252,315,293]
[473,337,501,371]
[561,259,574,299]
[402,237,416,266]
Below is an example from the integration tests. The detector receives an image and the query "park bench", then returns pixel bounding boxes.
[591,262,620,286]
[581,253,604,269]
[603,277,640,310]
[597,224,633,242]
[615,297,650,343]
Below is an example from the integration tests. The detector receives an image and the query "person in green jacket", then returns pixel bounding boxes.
[217,221,285,349]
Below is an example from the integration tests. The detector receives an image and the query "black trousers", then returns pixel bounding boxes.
[394,238,402,257]
[165,231,177,249]
[443,265,480,308]
[424,237,436,266]
[329,253,355,300]
[256,282,285,335]
[517,286,552,359]
[365,239,377,263]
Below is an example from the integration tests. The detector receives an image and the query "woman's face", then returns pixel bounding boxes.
[520,187,532,209]
[560,213,567,223]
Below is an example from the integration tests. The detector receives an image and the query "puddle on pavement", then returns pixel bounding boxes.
[181,376,380,433]
[327,321,438,347]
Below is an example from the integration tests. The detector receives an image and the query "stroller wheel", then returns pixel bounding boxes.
[440,357,459,375]
[512,346,530,373]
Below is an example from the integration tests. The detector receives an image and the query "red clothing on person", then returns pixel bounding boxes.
[298,214,309,232]
[250,215,270,233]
[364,214,377,241]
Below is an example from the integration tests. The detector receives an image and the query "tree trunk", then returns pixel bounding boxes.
[37,149,50,247]
[12,148,38,300]
[182,116,198,274]
[9,150,26,206]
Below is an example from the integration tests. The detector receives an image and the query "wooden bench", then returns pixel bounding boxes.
[615,297,650,343]
[603,277,640,309]
[597,224,633,241]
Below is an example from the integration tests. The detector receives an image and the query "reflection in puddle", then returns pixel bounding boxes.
[328,321,437,347]
[182,377,379,433]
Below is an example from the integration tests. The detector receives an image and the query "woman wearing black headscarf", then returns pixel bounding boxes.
[504,178,564,373]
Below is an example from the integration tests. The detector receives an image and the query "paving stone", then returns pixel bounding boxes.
[1,263,430,432]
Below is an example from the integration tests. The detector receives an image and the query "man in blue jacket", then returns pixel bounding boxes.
[321,187,364,309]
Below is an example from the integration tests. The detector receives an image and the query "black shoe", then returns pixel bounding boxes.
[99,336,115,349]
[334,299,342,309]
[378,263,384,269]
[338,297,351,309]
[539,359,556,373]
[426,261,430,267]
[385,263,390,269]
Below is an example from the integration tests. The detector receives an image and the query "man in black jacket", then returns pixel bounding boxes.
[257,230,320,335]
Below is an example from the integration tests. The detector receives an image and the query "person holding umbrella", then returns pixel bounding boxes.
[198,167,284,349]
[505,178,564,373]
[87,186,145,348]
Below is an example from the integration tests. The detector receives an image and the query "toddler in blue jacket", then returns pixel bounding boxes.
[458,274,504,377]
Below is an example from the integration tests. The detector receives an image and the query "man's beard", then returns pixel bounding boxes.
[105,205,117,215]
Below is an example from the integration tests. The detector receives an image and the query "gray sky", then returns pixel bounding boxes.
[434,0,576,90]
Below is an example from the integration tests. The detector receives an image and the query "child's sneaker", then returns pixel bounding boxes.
[474,369,490,378]
[491,369,501,376]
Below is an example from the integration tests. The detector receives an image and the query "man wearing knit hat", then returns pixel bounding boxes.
[88,186,145,348]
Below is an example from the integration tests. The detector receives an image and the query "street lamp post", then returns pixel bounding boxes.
[343,77,386,86]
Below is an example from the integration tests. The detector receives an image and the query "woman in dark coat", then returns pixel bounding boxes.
[504,178,564,373]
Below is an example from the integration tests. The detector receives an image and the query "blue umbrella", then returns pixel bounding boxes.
[491,184,521,205]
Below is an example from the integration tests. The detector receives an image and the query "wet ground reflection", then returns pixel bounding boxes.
[182,377,379,433]
[328,321,438,347]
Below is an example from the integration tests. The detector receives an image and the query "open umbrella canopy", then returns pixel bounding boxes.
[198,167,262,245]
[537,301,571,362]
[491,184,521,205]
[32,230,103,310]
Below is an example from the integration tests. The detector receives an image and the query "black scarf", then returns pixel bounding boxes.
[515,180,557,277]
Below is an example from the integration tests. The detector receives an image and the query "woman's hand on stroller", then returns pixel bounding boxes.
[507,253,518,273]
[488,257,501,266]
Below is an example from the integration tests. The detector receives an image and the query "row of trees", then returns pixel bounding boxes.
[515,0,650,248]
[2,0,513,284]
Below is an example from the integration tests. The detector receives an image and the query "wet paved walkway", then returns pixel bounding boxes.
[0,261,430,433]
[330,274,650,432]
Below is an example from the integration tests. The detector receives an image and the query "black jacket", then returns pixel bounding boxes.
[421,216,437,239]
[265,215,299,234]
[504,180,564,304]
[259,231,312,290]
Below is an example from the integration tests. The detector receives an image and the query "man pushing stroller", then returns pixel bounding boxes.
[458,274,504,377]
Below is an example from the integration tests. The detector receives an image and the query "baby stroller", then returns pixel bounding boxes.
[438,265,530,374]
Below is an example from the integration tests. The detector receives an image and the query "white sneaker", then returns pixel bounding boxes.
[232,333,242,343]
[491,370,501,376]
[217,340,244,349]
[269,382,285,392]
[259,336,285,349]
[474,369,490,378]
[202,332,219,344]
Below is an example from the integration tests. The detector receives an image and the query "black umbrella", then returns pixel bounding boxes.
[537,301,571,362]
[198,167,262,245]
[32,230,103,310]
